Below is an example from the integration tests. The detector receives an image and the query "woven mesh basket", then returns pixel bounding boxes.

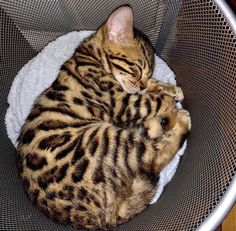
[0,0,235,230]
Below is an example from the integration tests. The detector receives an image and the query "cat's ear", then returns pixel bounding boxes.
[106,6,134,43]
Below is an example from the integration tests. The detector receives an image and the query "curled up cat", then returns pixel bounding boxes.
[17,6,191,230]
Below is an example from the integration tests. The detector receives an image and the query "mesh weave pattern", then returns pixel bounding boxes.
[0,0,235,230]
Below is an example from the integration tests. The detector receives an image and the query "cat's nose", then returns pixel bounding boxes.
[140,81,147,90]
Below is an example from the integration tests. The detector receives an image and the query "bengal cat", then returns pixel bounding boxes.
[17,6,191,230]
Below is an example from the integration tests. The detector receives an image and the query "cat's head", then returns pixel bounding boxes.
[100,6,155,94]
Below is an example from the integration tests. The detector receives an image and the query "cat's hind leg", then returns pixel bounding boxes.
[140,117,164,139]
[153,109,191,172]
[116,177,156,226]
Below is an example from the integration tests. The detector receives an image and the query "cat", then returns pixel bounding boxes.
[17,6,191,230]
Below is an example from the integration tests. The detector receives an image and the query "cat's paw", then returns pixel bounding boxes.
[176,109,191,131]
[174,87,184,102]
[146,79,159,92]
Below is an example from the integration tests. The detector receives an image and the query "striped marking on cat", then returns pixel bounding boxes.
[156,97,162,114]
[144,98,152,115]
[58,185,75,200]
[91,127,110,184]
[61,65,103,97]
[116,94,131,124]
[51,79,69,91]
[57,103,71,109]
[27,106,82,121]
[76,44,99,62]
[112,129,122,165]
[77,187,88,200]
[75,59,101,68]
[71,131,86,164]
[111,62,134,76]
[72,158,89,183]
[123,140,134,175]
[38,132,71,151]
[73,97,83,105]
[20,129,35,144]
[99,127,110,157]
[55,138,80,160]
[45,91,66,102]
[136,141,146,164]
[132,95,142,123]
[37,120,96,131]
[56,163,69,182]
[88,127,100,156]
[125,108,132,123]
[109,55,135,67]
[25,152,47,170]
[85,99,109,114]
[38,166,57,189]
[46,191,56,200]
[92,162,105,184]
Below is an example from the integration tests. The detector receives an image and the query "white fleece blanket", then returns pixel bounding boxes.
[5,30,187,204]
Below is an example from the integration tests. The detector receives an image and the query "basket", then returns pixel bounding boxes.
[0,0,235,230]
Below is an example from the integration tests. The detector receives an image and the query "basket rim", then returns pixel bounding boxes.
[214,0,236,35]
[197,174,236,231]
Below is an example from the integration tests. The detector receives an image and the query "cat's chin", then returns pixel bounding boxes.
[114,74,140,94]
[123,85,140,94]
[120,82,140,94]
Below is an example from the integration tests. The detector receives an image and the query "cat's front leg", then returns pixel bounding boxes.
[113,92,158,127]
[113,89,177,129]
[145,79,184,102]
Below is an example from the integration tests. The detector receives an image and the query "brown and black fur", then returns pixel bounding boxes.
[17,6,191,230]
